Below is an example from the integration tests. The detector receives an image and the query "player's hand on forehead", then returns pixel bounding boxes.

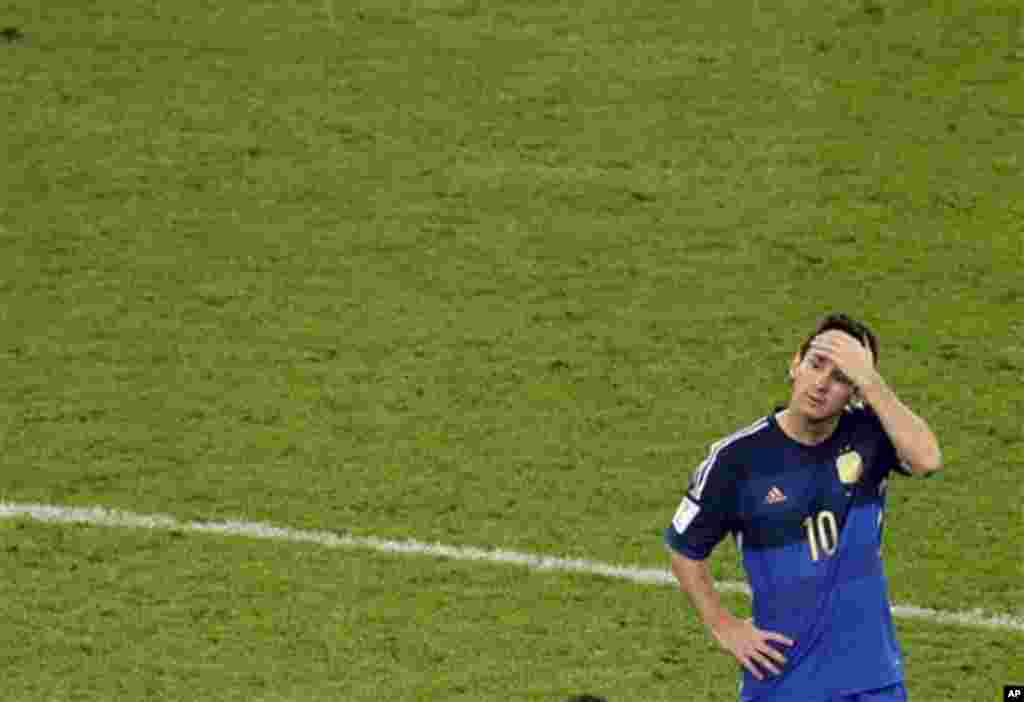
[806,329,878,390]
[809,330,874,364]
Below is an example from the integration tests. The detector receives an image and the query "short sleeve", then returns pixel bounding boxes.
[664,446,740,560]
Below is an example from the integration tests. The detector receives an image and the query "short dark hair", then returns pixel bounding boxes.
[798,313,879,365]
[565,696,609,702]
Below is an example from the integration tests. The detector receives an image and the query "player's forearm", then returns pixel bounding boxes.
[860,374,943,475]
[669,551,732,631]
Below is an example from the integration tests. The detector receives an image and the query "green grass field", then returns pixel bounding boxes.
[2,0,1023,699]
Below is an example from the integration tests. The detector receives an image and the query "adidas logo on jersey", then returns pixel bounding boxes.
[765,487,787,504]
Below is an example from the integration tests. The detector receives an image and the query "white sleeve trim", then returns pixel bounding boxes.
[691,417,768,500]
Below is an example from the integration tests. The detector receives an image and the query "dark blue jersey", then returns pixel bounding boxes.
[665,407,913,702]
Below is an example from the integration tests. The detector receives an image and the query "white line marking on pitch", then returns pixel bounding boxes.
[2,502,1021,633]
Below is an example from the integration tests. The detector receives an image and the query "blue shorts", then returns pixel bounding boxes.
[831,683,908,702]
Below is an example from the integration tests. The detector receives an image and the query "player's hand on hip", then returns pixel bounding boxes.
[709,614,794,681]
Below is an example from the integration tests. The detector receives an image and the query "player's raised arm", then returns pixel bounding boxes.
[857,375,942,476]
[808,334,942,476]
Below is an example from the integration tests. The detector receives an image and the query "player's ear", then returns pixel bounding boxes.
[787,352,801,381]
[850,387,867,410]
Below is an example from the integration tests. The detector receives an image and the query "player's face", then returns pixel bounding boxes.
[789,331,870,421]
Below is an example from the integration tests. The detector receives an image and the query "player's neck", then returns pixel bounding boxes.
[775,408,840,447]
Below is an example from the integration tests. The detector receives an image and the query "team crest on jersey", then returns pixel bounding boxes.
[836,449,864,485]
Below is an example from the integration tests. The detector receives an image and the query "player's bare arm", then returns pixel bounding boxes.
[669,551,794,681]
[809,334,943,476]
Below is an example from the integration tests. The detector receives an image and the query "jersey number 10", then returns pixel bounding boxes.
[803,510,839,561]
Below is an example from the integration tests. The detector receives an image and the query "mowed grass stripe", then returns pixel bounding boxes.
[2,501,1021,634]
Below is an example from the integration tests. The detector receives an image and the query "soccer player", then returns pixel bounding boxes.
[665,313,942,702]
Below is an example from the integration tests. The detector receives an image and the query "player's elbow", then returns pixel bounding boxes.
[910,449,943,476]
